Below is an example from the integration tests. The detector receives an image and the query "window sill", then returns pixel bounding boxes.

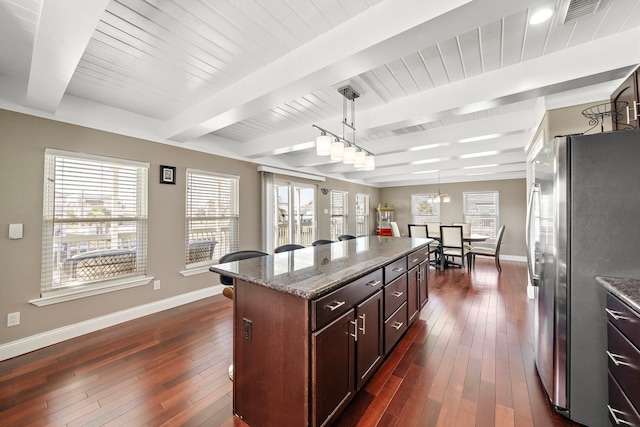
[30,275,154,307]
[180,265,214,277]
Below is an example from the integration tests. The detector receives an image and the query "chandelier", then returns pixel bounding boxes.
[428,171,450,203]
[313,85,374,170]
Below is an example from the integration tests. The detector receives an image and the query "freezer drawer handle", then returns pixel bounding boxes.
[606,351,633,367]
[607,405,633,426]
[606,308,630,321]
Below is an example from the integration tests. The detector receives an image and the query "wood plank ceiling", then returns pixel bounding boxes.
[1,0,639,187]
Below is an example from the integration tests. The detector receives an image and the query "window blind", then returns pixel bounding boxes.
[463,191,499,240]
[41,149,149,292]
[355,193,369,237]
[330,190,348,240]
[186,169,239,267]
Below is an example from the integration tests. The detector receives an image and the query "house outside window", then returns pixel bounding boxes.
[463,191,499,241]
[330,190,348,240]
[186,169,239,267]
[355,193,369,237]
[41,149,149,296]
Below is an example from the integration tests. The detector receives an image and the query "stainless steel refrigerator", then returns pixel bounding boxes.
[526,129,640,426]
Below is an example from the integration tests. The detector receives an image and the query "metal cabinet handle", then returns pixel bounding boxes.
[606,308,630,321]
[410,258,419,263]
[391,291,404,298]
[350,319,358,341]
[325,300,346,311]
[359,314,366,335]
[608,405,633,426]
[392,321,404,330]
[392,267,404,273]
[366,280,381,287]
[606,351,633,367]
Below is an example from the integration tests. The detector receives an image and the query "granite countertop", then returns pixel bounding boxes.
[596,275,640,314]
[209,236,432,300]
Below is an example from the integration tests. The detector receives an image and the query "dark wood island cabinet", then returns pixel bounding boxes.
[210,236,432,427]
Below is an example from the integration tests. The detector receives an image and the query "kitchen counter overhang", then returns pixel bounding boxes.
[209,235,432,299]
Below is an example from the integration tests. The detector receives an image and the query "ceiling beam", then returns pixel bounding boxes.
[26,0,109,113]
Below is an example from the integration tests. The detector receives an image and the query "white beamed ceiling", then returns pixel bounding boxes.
[1,0,639,187]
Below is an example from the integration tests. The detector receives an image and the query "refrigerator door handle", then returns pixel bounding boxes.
[526,183,541,287]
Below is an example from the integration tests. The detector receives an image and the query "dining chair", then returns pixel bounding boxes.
[439,225,469,271]
[468,225,506,272]
[274,244,305,253]
[312,239,334,246]
[337,234,356,241]
[426,222,441,237]
[452,222,472,249]
[390,222,401,237]
[408,224,440,265]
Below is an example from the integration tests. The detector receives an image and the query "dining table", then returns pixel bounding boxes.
[428,233,490,243]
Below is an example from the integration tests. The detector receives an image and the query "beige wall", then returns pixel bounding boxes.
[380,179,527,258]
[0,110,382,346]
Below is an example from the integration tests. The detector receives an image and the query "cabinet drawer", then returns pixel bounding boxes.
[384,303,407,354]
[407,248,429,270]
[607,321,640,407]
[384,257,407,284]
[608,372,640,427]
[607,293,640,349]
[384,274,407,319]
[312,269,383,331]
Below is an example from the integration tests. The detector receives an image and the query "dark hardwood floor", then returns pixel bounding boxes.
[0,259,582,426]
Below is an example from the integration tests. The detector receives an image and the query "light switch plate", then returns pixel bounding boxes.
[9,224,23,239]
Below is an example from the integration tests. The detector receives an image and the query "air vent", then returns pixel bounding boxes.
[558,0,611,24]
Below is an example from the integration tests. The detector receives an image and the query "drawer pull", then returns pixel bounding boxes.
[606,308,630,321]
[392,267,404,273]
[606,351,633,367]
[607,405,633,426]
[359,314,366,335]
[392,291,404,298]
[350,319,358,342]
[325,300,346,311]
[410,258,419,263]
[391,321,404,330]
[366,280,381,287]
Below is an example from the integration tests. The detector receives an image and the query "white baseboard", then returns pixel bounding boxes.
[500,255,527,262]
[0,285,224,362]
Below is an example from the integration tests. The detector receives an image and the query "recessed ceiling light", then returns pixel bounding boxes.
[530,8,554,25]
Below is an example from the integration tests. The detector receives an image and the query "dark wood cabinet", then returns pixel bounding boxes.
[312,309,356,427]
[611,67,640,130]
[355,291,384,389]
[606,292,640,426]
[407,265,420,325]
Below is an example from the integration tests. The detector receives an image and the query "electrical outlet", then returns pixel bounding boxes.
[153,280,160,290]
[7,312,20,327]
[243,318,252,342]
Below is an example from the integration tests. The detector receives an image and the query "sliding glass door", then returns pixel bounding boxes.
[274,181,316,248]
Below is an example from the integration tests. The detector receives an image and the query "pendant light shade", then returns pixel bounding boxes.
[354,150,367,168]
[343,145,356,164]
[330,139,344,161]
[316,133,332,156]
[363,155,375,170]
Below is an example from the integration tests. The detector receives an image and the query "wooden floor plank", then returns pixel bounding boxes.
[1,259,582,426]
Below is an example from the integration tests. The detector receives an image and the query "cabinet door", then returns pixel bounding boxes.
[312,309,355,427]
[356,291,383,389]
[407,266,420,325]
[419,260,428,308]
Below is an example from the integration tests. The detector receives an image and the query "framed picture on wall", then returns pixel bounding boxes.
[160,165,176,184]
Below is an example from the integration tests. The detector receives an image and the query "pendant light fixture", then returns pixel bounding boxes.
[428,171,450,203]
[313,85,374,170]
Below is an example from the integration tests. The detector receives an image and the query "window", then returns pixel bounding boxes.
[463,191,499,241]
[330,190,348,241]
[41,149,149,296]
[355,193,369,237]
[411,194,440,223]
[186,169,239,267]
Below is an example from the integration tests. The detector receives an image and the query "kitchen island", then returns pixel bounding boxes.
[209,236,432,427]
